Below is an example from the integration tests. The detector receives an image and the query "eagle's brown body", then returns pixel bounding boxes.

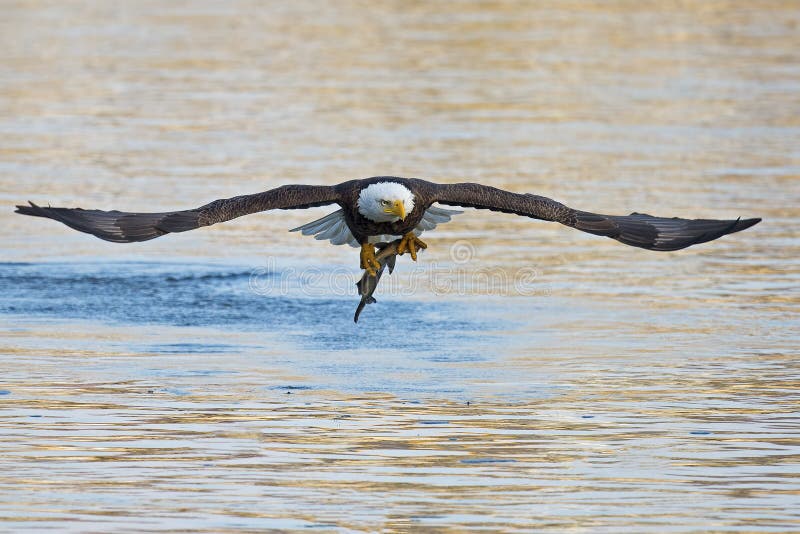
[336,177,436,241]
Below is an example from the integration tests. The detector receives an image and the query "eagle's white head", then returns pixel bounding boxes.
[357,182,415,223]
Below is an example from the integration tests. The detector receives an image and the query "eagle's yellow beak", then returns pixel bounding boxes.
[386,200,406,220]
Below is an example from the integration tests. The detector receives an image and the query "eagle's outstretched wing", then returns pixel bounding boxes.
[15,184,340,243]
[432,182,760,251]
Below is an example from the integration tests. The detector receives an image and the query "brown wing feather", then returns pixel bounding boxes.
[15,184,340,243]
[433,182,760,251]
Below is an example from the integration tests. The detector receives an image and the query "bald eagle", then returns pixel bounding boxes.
[16,175,760,284]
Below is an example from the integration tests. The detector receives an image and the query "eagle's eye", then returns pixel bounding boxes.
[380,200,391,207]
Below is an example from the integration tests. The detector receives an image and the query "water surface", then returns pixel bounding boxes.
[1,1,798,531]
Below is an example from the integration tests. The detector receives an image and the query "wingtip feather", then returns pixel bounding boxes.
[732,217,761,233]
[15,201,45,217]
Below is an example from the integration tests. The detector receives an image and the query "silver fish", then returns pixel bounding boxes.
[354,240,410,323]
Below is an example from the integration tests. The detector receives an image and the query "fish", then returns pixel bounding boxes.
[354,239,415,323]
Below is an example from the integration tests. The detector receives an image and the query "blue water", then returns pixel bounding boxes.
[0,261,498,354]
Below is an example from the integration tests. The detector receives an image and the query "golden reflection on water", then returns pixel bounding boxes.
[1,0,799,531]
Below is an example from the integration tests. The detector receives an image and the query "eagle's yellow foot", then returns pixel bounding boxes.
[360,243,381,277]
[397,232,427,261]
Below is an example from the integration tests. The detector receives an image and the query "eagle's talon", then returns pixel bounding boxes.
[397,232,427,262]
[360,243,380,277]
